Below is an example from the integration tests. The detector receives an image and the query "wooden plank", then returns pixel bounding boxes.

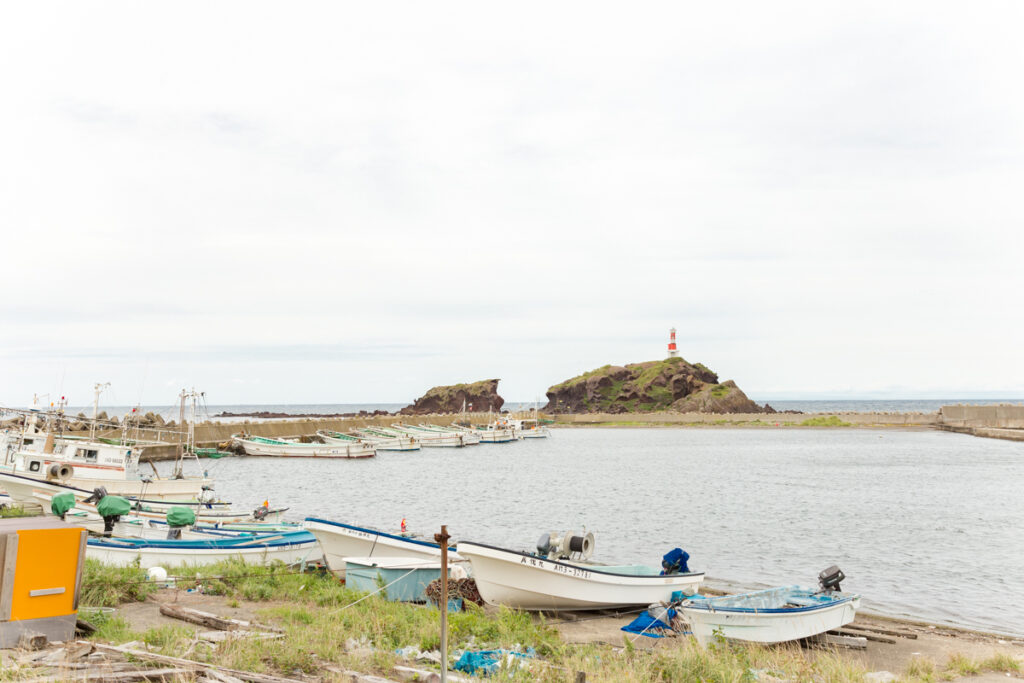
[23,667,194,682]
[88,642,305,683]
[829,628,896,644]
[73,529,88,610]
[0,533,18,621]
[845,623,917,639]
[809,633,867,649]
[157,604,283,633]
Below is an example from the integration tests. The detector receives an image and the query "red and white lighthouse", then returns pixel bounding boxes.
[668,327,678,358]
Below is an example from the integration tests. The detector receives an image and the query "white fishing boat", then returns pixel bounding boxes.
[317,429,419,452]
[303,517,465,577]
[678,574,860,646]
[507,418,550,439]
[29,488,285,525]
[449,421,517,443]
[233,434,375,458]
[350,428,420,452]
[457,536,704,611]
[1,390,214,501]
[388,425,471,448]
[86,530,321,568]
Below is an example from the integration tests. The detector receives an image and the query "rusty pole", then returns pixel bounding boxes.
[435,525,450,682]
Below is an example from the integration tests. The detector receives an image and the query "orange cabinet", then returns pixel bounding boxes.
[0,517,87,647]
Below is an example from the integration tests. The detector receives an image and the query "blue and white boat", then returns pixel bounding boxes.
[86,530,321,568]
[678,585,861,646]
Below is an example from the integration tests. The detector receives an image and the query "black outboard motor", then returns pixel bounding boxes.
[818,565,845,593]
[83,486,108,504]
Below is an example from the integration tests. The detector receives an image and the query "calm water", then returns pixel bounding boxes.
[155,428,1024,636]
[63,398,1024,420]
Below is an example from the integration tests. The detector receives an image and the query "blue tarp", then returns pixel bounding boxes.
[621,608,677,638]
[453,649,535,676]
[661,548,690,574]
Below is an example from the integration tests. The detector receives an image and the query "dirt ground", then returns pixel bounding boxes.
[117,589,1024,681]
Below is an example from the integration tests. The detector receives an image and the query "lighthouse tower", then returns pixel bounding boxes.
[668,328,678,358]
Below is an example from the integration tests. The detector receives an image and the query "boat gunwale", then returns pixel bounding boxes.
[304,517,457,552]
[681,588,860,615]
[457,540,706,581]
[0,471,223,507]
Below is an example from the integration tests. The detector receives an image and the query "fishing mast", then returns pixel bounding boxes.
[90,382,110,440]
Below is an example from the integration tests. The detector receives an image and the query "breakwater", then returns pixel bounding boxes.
[937,404,1024,442]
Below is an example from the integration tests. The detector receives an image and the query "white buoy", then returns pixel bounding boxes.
[147,566,168,583]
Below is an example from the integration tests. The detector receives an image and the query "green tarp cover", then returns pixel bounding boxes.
[96,495,132,517]
[51,492,76,516]
[166,506,196,527]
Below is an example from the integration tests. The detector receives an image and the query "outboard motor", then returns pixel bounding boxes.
[253,503,270,521]
[95,496,131,538]
[82,486,108,504]
[166,506,196,540]
[661,548,690,575]
[818,565,845,593]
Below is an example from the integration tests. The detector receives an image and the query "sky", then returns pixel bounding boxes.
[1,1,1023,407]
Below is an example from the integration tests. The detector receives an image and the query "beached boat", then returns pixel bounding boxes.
[233,434,375,458]
[388,425,471,448]
[86,530,321,568]
[303,517,464,577]
[678,585,861,646]
[456,539,705,611]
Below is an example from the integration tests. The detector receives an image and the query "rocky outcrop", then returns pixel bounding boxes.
[544,357,772,414]
[400,379,505,415]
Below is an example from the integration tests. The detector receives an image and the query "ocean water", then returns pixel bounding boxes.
[156,427,1024,636]
[61,398,1024,421]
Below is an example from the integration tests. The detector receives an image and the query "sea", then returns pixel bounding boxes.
[151,425,1024,637]
[57,398,1024,421]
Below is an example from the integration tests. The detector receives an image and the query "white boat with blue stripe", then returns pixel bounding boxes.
[679,580,861,646]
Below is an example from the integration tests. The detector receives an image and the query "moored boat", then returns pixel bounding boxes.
[233,434,375,458]
[349,428,421,452]
[388,425,471,448]
[303,517,464,577]
[456,536,704,611]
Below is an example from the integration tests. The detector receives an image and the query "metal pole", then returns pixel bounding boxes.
[435,525,450,683]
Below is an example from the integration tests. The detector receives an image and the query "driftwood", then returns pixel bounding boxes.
[846,622,918,639]
[808,633,867,649]
[829,628,897,644]
[24,667,195,682]
[197,630,284,643]
[158,603,284,633]
[89,642,305,683]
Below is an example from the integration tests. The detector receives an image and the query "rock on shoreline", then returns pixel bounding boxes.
[544,357,773,414]
[400,379,504,415]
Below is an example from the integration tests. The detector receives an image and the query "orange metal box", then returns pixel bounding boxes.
[0,517,87,647]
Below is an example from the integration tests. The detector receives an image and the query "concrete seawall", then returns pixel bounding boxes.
[937,404,1024,442]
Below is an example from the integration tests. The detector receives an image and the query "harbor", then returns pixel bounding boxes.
[0,404,1021,681]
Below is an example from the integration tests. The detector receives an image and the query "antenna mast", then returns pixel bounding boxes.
[90,382,110,440]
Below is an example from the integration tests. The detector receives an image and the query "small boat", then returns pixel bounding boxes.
[388,425,471,448]
[457,535,704,611]
[349,428,420,452]
[317,429,419,452]
[232,434,375,459]
[449,421,517,443]
[678,568,860,646]
[507,418,550,439]
[303,517,464,577]
[86,530,321,568]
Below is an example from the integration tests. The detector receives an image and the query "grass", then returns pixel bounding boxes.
[800,415,853,427]
[709,383,732,399]
[0,505,38,518]
[80,559,158,607]
[902,652,1022,682]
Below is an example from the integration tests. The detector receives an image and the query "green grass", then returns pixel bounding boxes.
[549,365,613,391]
[0,505,39,518]
[800,415,853,427]
[86,612,138,643]
[710,383,731,399]
[80,559,158,607]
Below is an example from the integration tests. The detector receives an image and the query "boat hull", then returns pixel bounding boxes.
[457,541,705,611]
[0,464,211,501]
[234,437,374,458]
[87,537,321,568]
[679,589,861,646]
[303,518,464,577]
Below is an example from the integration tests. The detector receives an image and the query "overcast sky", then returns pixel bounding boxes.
[1,1,1022,407]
